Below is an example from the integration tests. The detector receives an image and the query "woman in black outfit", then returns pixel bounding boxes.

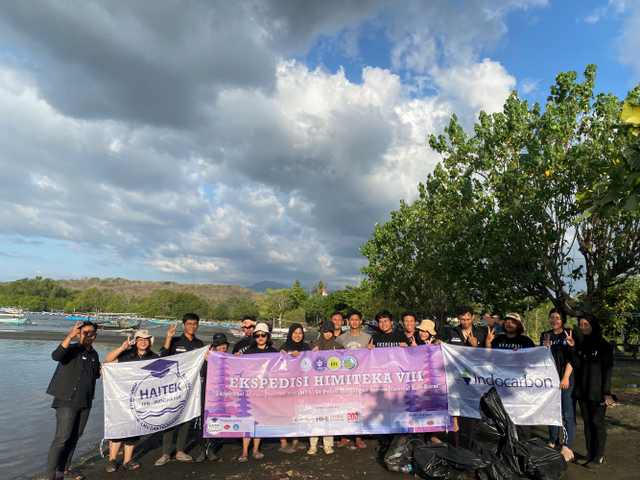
[565,313,614,469]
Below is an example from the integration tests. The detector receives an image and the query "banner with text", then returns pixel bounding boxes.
[103,348,207,439]
[204,345,451,437]
[441,344,562,426]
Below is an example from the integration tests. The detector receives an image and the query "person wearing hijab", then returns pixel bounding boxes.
[540,308,576,462]
[308,321,336,455]
[279,323,311,452]
[566,313,614,469]
[104,330,158,472]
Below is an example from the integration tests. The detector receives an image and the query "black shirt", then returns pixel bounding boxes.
[232,336,253,355]
[491,334,535,350]
[570,339,613,402]
[48,344,101,409]
[406,331,425,346]
[117,348,159,363]
[372,330,410,348]
[448,325,487,347]
[539,329,574,385]
[161,334,204,356]
[244,346,278,354]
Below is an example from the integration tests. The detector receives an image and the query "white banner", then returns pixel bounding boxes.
[103,347,207,439]
[441,344,562,426]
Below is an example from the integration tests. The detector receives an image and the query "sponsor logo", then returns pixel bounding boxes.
[313,357,327,372]
[427,420,434,425]
[301,358,312,372]
[206,417,221,435]
[224,424,231,430]
[327,356,341,371]
[233,424,240,431]
[347,412,359,422]
[342,355,357,371]
[129,358,193,431]
[455,366,554,389]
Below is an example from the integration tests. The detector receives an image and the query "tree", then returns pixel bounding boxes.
[577,100,640,215]
[259,289,293,328]
[363,65,640,317]
[287,281,309,309]
[311,281,328,297]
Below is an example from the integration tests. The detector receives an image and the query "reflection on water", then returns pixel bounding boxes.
[0,338,121,480]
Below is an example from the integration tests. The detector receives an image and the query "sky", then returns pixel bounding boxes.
[0,0,639,289]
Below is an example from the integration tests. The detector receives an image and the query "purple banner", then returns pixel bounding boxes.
[204,344,451,437]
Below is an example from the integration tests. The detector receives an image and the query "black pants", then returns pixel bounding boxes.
[162,421,191,455]
[578,400,607,458]
[516,425,531,442]
[45,407,91,480]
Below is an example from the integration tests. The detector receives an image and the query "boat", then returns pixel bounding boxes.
[147,316,178,325]
[0,317,28,324]
[0,308,26,319]
[96,319,141,333]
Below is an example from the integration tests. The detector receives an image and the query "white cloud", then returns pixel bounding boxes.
[520,78,539,94]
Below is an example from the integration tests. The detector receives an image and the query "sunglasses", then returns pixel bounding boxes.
[81,331,96,336]
[242,325,254,329]
[254,333,268,338]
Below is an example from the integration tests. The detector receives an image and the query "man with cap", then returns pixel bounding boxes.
[156,313,204,465]
[233,315,257,355]
[486,312,535,441]
[103,330,158,472]
[45,321,100,480]
[196,332,230,462]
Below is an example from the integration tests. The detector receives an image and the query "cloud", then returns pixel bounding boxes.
[578,0,627,24]
[520,78,539,94]
[0,0,549,287]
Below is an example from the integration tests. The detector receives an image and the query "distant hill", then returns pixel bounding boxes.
[57,278,259,303]
[245,281,289,292]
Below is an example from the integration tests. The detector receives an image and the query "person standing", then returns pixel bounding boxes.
[309,321,337,455]
[485,312,535,441]
[103,330,158,472]
[416,319,441,345]
[540,308,576,462]
[402,310,424,346]
[565,314,614,469]
[369,310,409,348]
[335,308,371,449]
[45,321,100,480]
[447,306,486,450]
[330,311,345,338]
[232,316,257,355]
[155,313,204,466]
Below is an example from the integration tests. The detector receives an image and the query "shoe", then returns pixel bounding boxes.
[587,456,605,469]
[325,447,334,455]
[576,456,591,466]
[278,444,296,453]
[308,447,318,455]
[195,451,206,463]
[208,449,219,462]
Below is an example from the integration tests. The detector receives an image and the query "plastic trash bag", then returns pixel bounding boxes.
[383,434,422,473]
[475,449,521,480]
[515,438,567,480]
[474,387,520,474]
[413,443,489,480]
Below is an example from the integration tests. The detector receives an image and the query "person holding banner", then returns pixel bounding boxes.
[416,319,441,346]
[232,316,257,355]
[45,321,100,480]
[486,312,535,441]
[369,310,409,348]
[335,308,370,449]
[279,323,311,453]
[402,310,424,346]
[155,313,204,466]
[448,305,485,450]
[308,321,337,455]
[331,311,345,338]
[540,308,576,462]
[103,330,158,473]
[565,314,614,469]
[239,322,276,462]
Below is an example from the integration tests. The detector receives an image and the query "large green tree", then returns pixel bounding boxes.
[363,65,640,318]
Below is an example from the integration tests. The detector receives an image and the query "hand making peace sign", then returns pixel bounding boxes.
[565,329,575,347]
[166,321,177,339]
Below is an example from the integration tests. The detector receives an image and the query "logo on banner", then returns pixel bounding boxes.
[453,365,553,389]
[129,358,193,431]
[313,357,327,372]
[453,367,472,385]
[301,358,312,372]
[343,356,357,371]
[327,356,341,371]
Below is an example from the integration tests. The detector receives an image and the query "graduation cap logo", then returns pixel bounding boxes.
[141,359,179,378]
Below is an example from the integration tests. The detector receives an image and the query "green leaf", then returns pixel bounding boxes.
[622,193,640,212]
[621,101,640,125]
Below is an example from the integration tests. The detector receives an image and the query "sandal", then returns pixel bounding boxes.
[106,460,117,474]
[175,453,193,462]
[238,454,249,463]
[123,460,141,471]
[63,471,85,480]
[295,443,307,450]
[155,455,171,466]
[337,439,351,449]
[355,441,367,449]
[253,452,264,459]
[278,445,296,453]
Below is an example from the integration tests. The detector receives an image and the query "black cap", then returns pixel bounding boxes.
[211,333,229,347]
[322,320,335,332]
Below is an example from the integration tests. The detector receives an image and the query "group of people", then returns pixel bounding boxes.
[44,306,614,479]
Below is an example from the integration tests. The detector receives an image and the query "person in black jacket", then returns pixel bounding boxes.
[45,320,100,480]
[566,313,614,469]
[369,310,409,348]
[155,313,204,466]
[103,330,158,472]
[540,308,576,461]
[232,316,257,355]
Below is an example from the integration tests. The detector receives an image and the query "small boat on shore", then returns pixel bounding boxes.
[96,319,141,333]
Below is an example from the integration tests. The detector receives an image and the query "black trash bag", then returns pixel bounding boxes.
[383,434,423,474]
[515,438,567,480]
[413,443,490,480]
[474,387,520,474]
[475,449,521,480]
